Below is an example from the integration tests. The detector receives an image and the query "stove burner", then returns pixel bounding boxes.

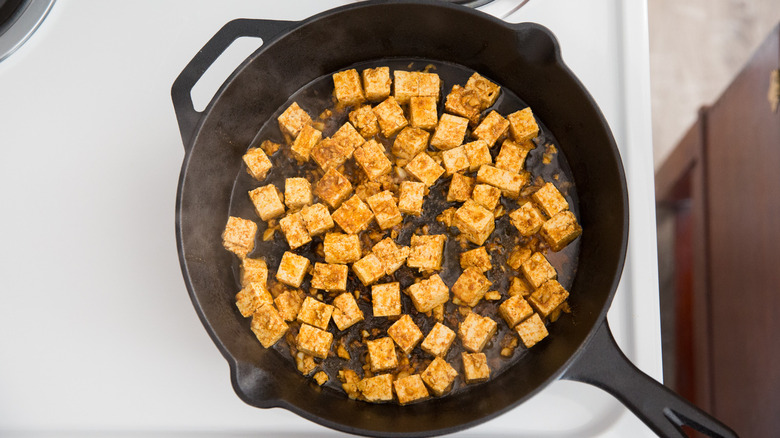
[0,0,55,62]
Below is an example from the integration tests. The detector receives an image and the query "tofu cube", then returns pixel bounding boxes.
[499,295,534,328]
[532,182,569,218]
[541,211,583,251]
[277,102,312,138]
[409,96,438,131]
[472,184,501,211]
[348,105,380,138]
[332,69,365,106]
[393,70,418,105]
[393,374,429,405]
[354,139,393,180]
[453,199,496,246]
[332,122,366,153]
[521,252,557,289]
[275,251,311,288]
[310,137,352,172]
[447,173,474,203]
[279,212,312,250]
[372,238,410,275]
[444,84,482,125]
[313,371,329,386]
[323,232,362,264]
[222,216,257,257]
[250,303,289,348]
[297,296,334,330]
[463,140,492,171]
[248,185,285,221]
[507,107,540,142]
[332,292,364,330]
[407,274,449,313]
[372,282,402,317]
[407,234,446,271]
[417,72,441,100]
[472,110,510,148]
[332,195,374,234]
[420,322,456,357]
[476,165,528,198]
[240,257,268,287]
[284,177,312,209]
[274,289,303,321]
[528,279,569,318]
[458,312,497,353]
[441,145,470,176]
[358,374,394,402]
[465,73,500,109]
[362,66,391,101]
[353,253,386,286]
[515,313,548,348]
[367,190,403,230]
[366,337,399,372]
[495,139,534,173]
[451,268,492,307]
[430,114,469,150]
[300,203,334,236]
[372,96,408,137]
[296,323,333,359]
[314,168,352,209]
[310,263,349,292]
[291,124,322,162]
[508,276,533,297]
[509,202,545,236]
[387,314,423,355]
[242,147,273,181]
[397,181,425,215]
[392,127,430,160]
[421,357,458,396]
[405,152,445,187]
[235,282,273,318]
[507,247,532,271]
[459,246,491,273]
[461,352,490,383]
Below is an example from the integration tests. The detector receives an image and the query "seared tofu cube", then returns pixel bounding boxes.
[240,257,268,287]
[499,295,534,328]
[418,72,441,99]
[444,84,482,125]
[472,111,509,148]
[249,185,285,221]
[251,303,289,348]
[296,323,333,359]
[311,137,352,172]
[284,177,312,209]
[458,312,497,353]
[355,139,393,180]
[392,70,417,105]
[274,289,303,321]
[507,247,532,271]
[310,263,349,292]
[314,168,352,209]
[516,313,548,348]
[291,124,322,162]
[495,139,534,173]
[372,238,410,275]
[472,184,501,211]
[358,374,394,402]
[388,314,423,355]
[528,279,569,318]
[405,152,445,187]
[397,181,425,215]
[508,276,533,297]
[409,96,438,130]
[421,357,457,396]
[476,165,528,198]
[333,69,365,106]
[532,182,569,218]
[323,232,361,264]
[332,292,364,330]
[278,102,312,138]
[509,202,545,236]
[393,374,429,405]
[367,337,398,372]
[372,282,402,317]
[465,72,500,109]
[279,212,312,250]
[349,105,380,138]
[452,268,492,307]
[362,66,391,101]
[275,251,311,287]
[222,216,257,257]
[463,140,492,171]
[442,145,470,176]
[430,114,469,150]
[521,252,557,289]
[235,282,273,317]
[392,127,430,160]
[367,190,403,230]
[541,211,582,251]
[313,371,329,386]
[459,246,491,273]
[242,147,273,181]
[353,253,385,286]
[407,234,446,271]
[373,96,408,137]
[507,107,540,142]
[453,199,495,246]
[333,122,365,153]
[300,203,334,236]
[420,322,456,357]
[332,195,374,234]
[407,274,449,313]
[447,173,474,202]
[461,352,490,383]
[297,296,334,330]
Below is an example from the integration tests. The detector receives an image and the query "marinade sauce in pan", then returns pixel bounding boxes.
[227,58,581,403]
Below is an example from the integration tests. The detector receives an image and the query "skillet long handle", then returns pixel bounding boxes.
[562,321,738,438]
[170,18,295,150]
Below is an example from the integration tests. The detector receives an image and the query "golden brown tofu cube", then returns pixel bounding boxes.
[405,152,445,187]
[362,66,391,102]
[484,291,501,301]
[310,263,349,292]
[452,268,492,307]
[279,212,312,250]
[333,122,365,153]
[476,165,528,198]
[461,352,490,383]
[235,282,273,318]
[314,168,352,209]
[313,371,329,386]
[447,173,474,203]
[508,276,533,297]
[373,96,408,137]
[421,357,457,396]
[296,323,333,359]
[418,72,441,100]
[332,292,364,330]
[430,113,469,150]
[248,185,285,221]
[407,234,446,271]
[353,253,385,286]
[284,177,312,209]
[507,247,532,271]
[242,147,273,181]
[348,105,380,139]
[458,312,497,353]
[521,252,557,289]
[358,374,394,402]
[275,251,310,287]
[393,70,418,105]
[532,182,569,218]
[372,282,402,317]
[463,140,492,171]
[274,289,303,321]
[407,274,450,313]
[333,69,365,106]
[541,210,582,251]
[393,374,429,405]
[397,181,425,215]
[453,199,496,246]
[421,322,456,357]
[388,314,423,355]
[472,184,501,211]
[372,238,410,275]
[222,216,257,257]
[459,246,491,273]
[310,137,352,172]
[367,190,403,230]
[250,303,289,348]
[409,96,438,131]
[323,232,362,264]
[278,102,312,138]
[332,195,374,234]
[241,257,268,287]
[355,139,392,180]
[300,203,334,236]
[495,139,534,173]
[297,296,334,330]
[392,126,430,160]
[472,111,509,148]
[367,337,399,372]
[465,72,500,109]
[509,202,545,236]
[291,124,322,162]
[507,107,540,142]
[444,84,482,125]
[528,279,569,318]
[499,295,534,328]
[515,313,548,348]
[442,145,470,176]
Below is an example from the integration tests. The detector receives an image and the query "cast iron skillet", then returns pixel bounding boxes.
[171,1,736,436]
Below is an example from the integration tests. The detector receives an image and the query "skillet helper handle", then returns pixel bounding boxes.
[563,321,738,438]
[171,18,294,149]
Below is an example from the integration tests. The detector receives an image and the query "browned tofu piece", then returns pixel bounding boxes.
[541,210,582,251]
[397,181,425,215]
[274,289,303,321]
[373,96,408,137]
[222,216,257,257]
[521,252,557,289]
[509,202,545,236]
[353,253,386,286]
[387,314,424,355]
[453,199,496,246]
[248,185,285,221]
[472,111,509,148]
[333,69,365,106]
[242,147,273,181]
[508,276,533,297]
[332,195,374,234]
[279,212,312,250]
[409,96,438,130]
[463,140,492,171]
[532,182,569,218]
[407,234,446,271]
[407,274,450,313]
[313,371,329,386]
[240,257,268,287]
[499,295,534,328]
[372,282,402,317]
[297,296,334,330]
[314,168,352,209]
[392,127,430,160]
[250,303,289,348]
[465,72,500,109]
[507,107,540,142]
[393,374,429,405]
[310,263,349,292]
[355,139,393,180]
[461,352,490,383]
[362,66,391,101]
[507,247,532,271]
[458,312,498,353]
[275,251,311,287]
[452,267,492,307]
[447,173,474,203]
[278,102,312,138]
[332,292,364,330]
[405,152,445,187]
[260,139,281,156]
[421,357,458,396]
[430,114,469,150]
[296,323,333,359]
[358,374,394,402]
[284,178,312,210]
[515,313,548,348]
[420,322,456,357]
[444,84,482,125]
[366,190,403,230]
[472,184,501,211]
[476,165,528,198]
[495,139,534,173]
[310,137,353,172]
[367,337,398,372]
[528,279,569,318]
[372,238,410,275]
[417,72,441,100]
[235,282,273,317]
[442,145,470,176]
[300,203,334,236]
[333,122,365,153]
[459,246,491,273]
[323,232,362,264]
[393,71,441,104]
[349,105,380,139]
[291,124,322,162]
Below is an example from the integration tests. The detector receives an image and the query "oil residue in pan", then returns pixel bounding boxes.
[227,58,581,402]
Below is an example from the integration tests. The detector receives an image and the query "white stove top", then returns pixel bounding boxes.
[0,1,661,436]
